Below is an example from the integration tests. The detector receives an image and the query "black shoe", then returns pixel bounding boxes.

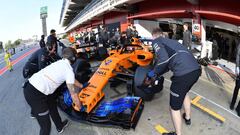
[162,132,177,135]
[57,120,69,133]
[230,104,234,110]
[182,113,191,125]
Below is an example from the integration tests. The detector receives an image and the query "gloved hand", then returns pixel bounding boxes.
[147,70,155,78]
[82,82,90,89]
[142,70,156,87]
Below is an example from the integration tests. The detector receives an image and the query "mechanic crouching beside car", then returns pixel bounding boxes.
[144,28,201,135]
[23,47,88,135]
[23,40,60,79]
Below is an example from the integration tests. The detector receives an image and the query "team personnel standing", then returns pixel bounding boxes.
[230,42,240,116]
[4,50,13,72]
[23,47,88,135]
[182,23,192,50]
[131,26,139,38]
[99,27,110,48]
[144,28,201,135]
[114,28,121,44]
[39,35,46,48]
[126,25,132,44]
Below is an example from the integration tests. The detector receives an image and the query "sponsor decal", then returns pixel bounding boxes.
[105,59,112,65]
[99,68,110,71]
[96,70,106,76]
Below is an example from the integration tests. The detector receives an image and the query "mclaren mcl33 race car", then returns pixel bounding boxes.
[57,38,164,129]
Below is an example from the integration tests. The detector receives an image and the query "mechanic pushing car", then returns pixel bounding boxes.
[23,40,60,78]
[143,28,201,135]
[23,47,88,135]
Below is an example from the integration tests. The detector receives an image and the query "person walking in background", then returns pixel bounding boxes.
[4,50,13,72]
[182,23,192,50]
[39,35,46,48]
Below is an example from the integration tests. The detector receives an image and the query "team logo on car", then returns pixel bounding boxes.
[105,59,112,65]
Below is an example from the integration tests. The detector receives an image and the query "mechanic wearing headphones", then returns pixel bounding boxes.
[144,28,201,135]
[23,40,60,78]
[23,47,88,135]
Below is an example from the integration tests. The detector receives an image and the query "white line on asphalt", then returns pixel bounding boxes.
[164,79,240,120]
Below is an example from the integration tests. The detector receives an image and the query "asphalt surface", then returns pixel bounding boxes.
[0,45,240,135]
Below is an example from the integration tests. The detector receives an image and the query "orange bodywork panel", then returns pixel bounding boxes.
[78,38,153,113]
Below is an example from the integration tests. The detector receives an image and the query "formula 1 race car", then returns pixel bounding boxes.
[57,38,164,129]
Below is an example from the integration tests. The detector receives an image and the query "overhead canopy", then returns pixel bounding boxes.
[59,0,92,27]
[62,0,144,32]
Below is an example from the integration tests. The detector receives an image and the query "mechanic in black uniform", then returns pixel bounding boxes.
[143,28,201,135]
[23,40,60,78]
[39,35,46,48]
[47,29,58,52]
[46,29,67,56]
[230,42,240,116]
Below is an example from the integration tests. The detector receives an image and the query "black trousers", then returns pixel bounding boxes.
[170,69,201,110]
[23,83,63,135]
[230,78,240,113]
